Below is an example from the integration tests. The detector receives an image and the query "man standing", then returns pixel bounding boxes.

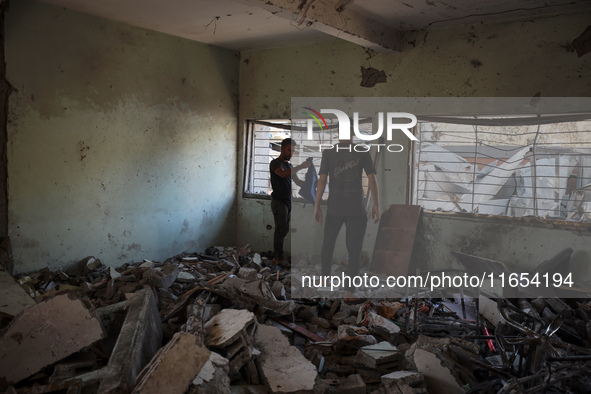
[313,140,380,283]
[270,138,310,265]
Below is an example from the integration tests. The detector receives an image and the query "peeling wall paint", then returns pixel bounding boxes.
[237,12,591,265]
[6,0,239,273]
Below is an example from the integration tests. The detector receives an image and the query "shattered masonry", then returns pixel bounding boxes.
[2,245,591,393]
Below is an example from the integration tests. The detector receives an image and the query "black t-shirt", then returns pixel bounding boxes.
[270,158,293,205]
[319,146,376,216]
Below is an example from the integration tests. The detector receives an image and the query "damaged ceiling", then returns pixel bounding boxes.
[38,0,591,51]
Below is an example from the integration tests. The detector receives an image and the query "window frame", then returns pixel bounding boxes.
[410,114,591,222]
[242,118,375,205]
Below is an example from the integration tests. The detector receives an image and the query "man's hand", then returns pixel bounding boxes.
[314,206,323,225]
[372,204,380,223]
[298,160,312,170]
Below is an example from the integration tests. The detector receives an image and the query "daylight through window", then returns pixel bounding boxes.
[412,116,591,222]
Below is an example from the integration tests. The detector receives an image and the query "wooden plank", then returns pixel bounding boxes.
[370,204,422,276]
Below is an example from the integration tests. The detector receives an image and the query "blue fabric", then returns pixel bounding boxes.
[298,157,318,208]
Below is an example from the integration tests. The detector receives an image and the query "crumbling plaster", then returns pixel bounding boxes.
[6,0,239,273]
[237,11,591,267]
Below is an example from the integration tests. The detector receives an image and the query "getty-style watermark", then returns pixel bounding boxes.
[302,107,418,152]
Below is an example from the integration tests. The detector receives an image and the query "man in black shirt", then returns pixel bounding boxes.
[270,138,310,265]
[313,141,380,283]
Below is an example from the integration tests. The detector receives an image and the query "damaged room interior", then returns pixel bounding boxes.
[2,0,591,393]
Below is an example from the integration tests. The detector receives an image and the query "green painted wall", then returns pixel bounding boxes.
[6,0,239,273]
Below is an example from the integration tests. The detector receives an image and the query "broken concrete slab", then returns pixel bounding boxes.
[412,349,464,394]
[214,277,295,316]
[190,351,231,393]
[0,294,106,384]
[357,341,404,369]
[380,370,428,394]
[176,271,196,282]
[406,336,478,394]
[205,308,257,375]
[338,325,377,349]
[132,332,211,394]
[367,311,401,341]
[255,324,318,393]
[376,301,403,320]
[0,270,36,317]
[205,309,256,349]
[59,288,163,393]
[238,267,259,281]
[143,265,179,289]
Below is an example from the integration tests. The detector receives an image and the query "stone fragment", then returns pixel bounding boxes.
[238,267,259,281]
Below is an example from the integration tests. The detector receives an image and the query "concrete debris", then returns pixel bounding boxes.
[338,325,378,349]
[379,370,427,394]
[0,270,36,317]
[5,245,591,394]
[254,324,317,393]
[132,332,211,394]
[75,288,162,393]
[237,267,259,281]
[357,341,404,369]
[0,294,106,384]
[205,308,257,376]
[190,351,231,393]
[215,276,295,316]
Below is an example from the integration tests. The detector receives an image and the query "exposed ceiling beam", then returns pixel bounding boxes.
[235,0,402,53]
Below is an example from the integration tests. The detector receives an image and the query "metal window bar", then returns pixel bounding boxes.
[244,118,374,202]
[413,118,591,221]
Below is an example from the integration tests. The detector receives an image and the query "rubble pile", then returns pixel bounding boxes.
[2,246,591,393]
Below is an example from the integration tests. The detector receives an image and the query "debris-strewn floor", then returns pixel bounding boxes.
[2,246,591,393]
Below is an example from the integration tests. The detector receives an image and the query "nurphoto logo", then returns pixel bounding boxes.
[303,108,418,152]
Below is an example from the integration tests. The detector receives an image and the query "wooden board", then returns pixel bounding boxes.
[370,204,422,276]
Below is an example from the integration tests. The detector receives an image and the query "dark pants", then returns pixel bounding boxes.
[321,214,368,277]
[271,199,291,260]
